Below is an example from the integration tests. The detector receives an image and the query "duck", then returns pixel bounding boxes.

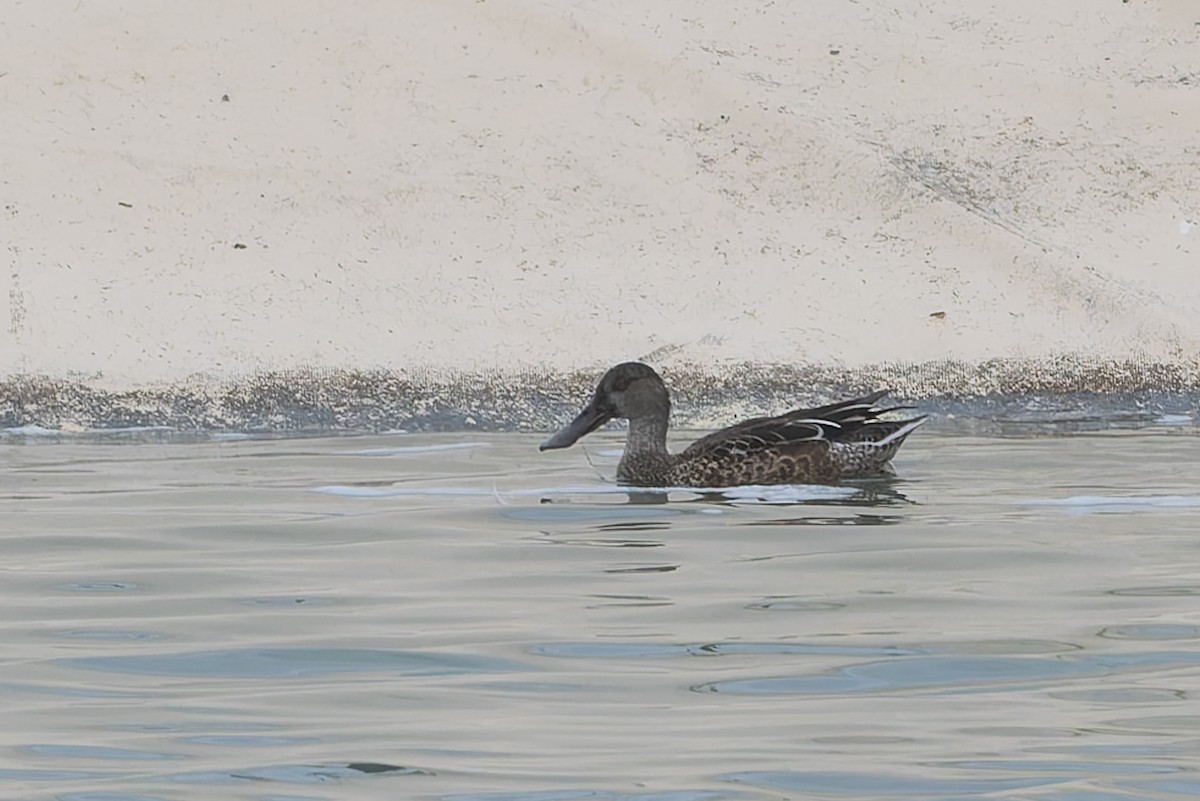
[539,362,926,487]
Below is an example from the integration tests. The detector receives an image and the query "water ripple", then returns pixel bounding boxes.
[23,744,183,761]
[722,769,1061,795]
[59,647,527,679]
[941,758,1180,775]
[696,651,1200,695]
[166,761,427,784]
[1017,495,1200,513]
[1098,624,1200,640]
[444,791,738,801]
[530,642,921,659]
[57,794,173,801]
[337,442,489,455]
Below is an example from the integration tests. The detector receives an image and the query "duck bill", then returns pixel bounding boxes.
[539,404,612,451]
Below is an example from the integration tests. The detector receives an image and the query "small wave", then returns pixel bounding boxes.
[720,484,860,503]
[312,484,647,498]
[3,424,175,437]
[312,482,859,503]
[97,425,174,433]
[3,425,61,436]
[1018,495,1200,512]
[336,442,489,456]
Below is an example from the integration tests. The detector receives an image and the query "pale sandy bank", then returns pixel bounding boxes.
[2,0,1198,424]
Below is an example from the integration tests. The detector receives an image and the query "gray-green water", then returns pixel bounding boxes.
[3,426,1200,800]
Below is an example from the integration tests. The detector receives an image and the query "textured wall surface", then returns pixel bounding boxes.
[2,1,1199,429]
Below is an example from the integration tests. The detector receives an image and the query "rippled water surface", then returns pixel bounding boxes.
[4,426,1200,801]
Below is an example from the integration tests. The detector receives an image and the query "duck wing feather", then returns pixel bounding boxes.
[679,390,903,460]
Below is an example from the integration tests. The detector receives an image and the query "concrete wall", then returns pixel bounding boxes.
[3,1,1199,428]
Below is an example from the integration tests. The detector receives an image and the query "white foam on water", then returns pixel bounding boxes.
[311,484,650,498]
[1155,414,1194,426]
[1018,495,1200,513]
[311,485,425,497]
[3,425,61,436]
[720,484,861,504]
[101,425,175,434]
[311,482,857,503]
[4,424,175,437]
[336,442,490,456]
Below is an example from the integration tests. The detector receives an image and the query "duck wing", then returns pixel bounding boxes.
[679,390,897,457]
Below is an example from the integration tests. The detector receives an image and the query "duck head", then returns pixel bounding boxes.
[539,362,670,450]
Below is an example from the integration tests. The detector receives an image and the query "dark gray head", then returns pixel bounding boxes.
[539,362,670,451]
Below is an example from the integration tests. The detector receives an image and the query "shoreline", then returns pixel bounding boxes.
[4,356,1199,434]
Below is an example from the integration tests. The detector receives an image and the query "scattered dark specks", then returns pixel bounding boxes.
[117,201,132,208]
[233,243,247,249]
[221,94,230,101]
[929,311,947,320]
[830,49,841,55]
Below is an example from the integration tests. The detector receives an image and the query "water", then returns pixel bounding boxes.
[3,426,1200,801]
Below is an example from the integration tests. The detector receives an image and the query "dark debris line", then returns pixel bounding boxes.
[1,357,1199,436]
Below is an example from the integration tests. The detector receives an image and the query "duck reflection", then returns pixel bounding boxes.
[610,478,913,509]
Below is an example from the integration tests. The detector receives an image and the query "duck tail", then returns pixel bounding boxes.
[874,415,928,447]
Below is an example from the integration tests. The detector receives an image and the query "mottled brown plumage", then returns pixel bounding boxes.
[540,362,926,487]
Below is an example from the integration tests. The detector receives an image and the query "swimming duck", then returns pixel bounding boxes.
[540,362,926,487]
